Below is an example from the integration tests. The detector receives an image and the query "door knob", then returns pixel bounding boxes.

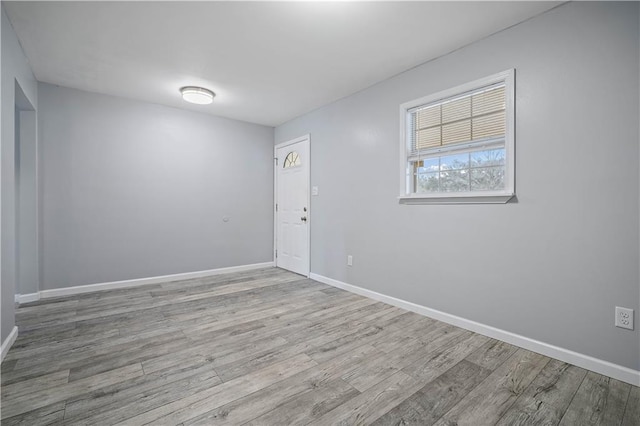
[301,216,307,222]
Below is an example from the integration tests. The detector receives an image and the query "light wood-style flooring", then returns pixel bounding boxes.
[1,268,638,425]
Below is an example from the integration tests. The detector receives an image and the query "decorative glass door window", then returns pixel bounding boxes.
[283,151,301,168]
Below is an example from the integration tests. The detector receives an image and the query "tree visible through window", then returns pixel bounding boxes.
[415,148,506,193]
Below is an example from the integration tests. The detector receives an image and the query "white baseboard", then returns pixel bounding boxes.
[1,326,18,363]
[310,272,640,387]
[15,293,40,304]
[39,262,275,299]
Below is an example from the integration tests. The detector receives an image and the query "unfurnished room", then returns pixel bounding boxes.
[0,1,639,425]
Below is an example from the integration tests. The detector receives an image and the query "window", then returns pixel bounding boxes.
[399,70,515,204]
[283,151,301,168]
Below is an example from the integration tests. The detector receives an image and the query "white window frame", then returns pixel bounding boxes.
[398,69,515,205]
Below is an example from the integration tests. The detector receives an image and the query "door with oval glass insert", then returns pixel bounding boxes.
[275,136,310,276]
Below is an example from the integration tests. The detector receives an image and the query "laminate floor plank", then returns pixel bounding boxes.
[1,363,143,419]
[4,328,120,362]
[384,317,447,345]
[212,323,373,384]
[0,359,18,374]
[163,282,324,329]
[19,274,302,332]
[495,359,588,426]
[161,286,341,325]
[19,323,180,369]
[0,401,67,426]
[151,296,377,380]
[1,267,636,425]
[241,378,359,426]
[433,349,550,426]
[66,332,192,382]
[622,385,640,426]
[303,307,436,366]
[63,364,221,425]
[183,344,380,425]
[6,286,324,377]
[558,371,631,426]
[307,370,422,426]
[464,338,519,371]
[181,299,316,337]
[15,299,78,318]
[342,325,471,393]
[3,329,187,385]
[0,369,70,401]
[372,359,492,426]
[401,332,490,382]
[118,353,317,426]
[281,302,392,344]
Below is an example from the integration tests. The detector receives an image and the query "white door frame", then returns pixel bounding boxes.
[273,134,311,277]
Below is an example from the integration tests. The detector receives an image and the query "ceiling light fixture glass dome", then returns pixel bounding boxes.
[180,86,215,105]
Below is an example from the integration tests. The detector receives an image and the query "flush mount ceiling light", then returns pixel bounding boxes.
[180,86,215,105]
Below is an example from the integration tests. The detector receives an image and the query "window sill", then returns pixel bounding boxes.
[398,192,514,205]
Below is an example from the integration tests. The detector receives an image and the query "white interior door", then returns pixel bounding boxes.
[275,136,310,276]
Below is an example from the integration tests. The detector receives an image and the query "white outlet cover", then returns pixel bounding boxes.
[312,186,319,196]
[615,306,634,330]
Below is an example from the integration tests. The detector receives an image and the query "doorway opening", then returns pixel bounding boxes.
[14,81,38,299]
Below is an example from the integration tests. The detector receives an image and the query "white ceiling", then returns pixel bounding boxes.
[5,1,560,127]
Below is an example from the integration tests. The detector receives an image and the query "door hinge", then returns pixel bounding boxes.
[274,157,278,165]
[275,203,278,212]
[275,250,277,258]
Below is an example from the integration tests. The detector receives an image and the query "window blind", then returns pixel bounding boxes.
[408,83,506,158]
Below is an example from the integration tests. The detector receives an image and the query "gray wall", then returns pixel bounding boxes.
[17,110,38,296]
[276,2,640,371]
[38,83,274,290]
[1,5,38,343]
[1,4,4,344]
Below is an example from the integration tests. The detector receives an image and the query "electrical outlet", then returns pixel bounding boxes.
[347,255,353,266]
[615,307,634,330]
